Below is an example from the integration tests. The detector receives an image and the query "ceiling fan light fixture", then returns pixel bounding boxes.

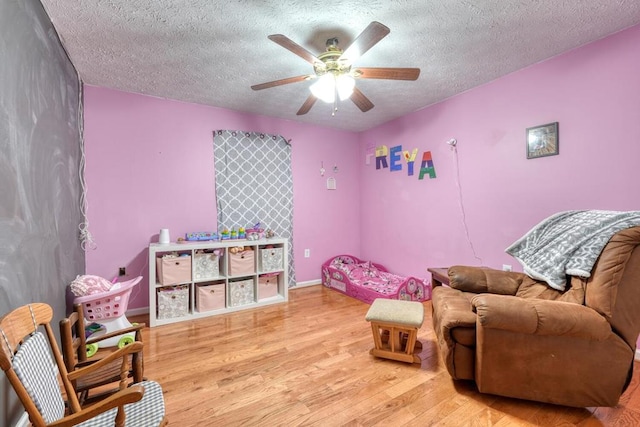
[310,74,336,103]
[336,74,355,100]
[310,73,355,104]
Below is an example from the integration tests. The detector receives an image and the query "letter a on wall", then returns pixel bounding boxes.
[419,151,437,180]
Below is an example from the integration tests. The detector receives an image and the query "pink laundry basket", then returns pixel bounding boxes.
[75,276,140,321]
[74,276,141,349]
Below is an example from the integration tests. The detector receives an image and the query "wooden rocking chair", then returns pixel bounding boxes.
[0,303,167,427]
[59,303,145,405]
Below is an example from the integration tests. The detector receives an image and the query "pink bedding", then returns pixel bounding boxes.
[321,255,431,304]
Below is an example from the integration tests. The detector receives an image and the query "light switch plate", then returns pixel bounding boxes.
[326,177,336,190]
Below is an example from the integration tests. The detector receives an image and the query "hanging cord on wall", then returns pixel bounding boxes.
[449,140,483,265]
[77,83,96,250]
[41,4,96,251]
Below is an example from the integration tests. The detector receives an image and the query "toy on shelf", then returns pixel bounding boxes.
[185,231,219,241]
[265,229,275,238]
[245,222,265,240]
[239,227,246,239]
[230,228,238,239]
[220,228,230,240]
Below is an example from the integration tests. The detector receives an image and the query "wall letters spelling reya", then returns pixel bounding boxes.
[374,145,436,179]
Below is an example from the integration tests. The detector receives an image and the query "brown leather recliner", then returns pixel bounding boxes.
[431,226,640,407]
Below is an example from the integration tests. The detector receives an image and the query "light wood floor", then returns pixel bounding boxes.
[134,285,640,426]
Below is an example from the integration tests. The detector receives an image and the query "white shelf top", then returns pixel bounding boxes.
[149,237,287,251]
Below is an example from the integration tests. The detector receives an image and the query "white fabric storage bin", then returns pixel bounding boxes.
[157,285,189,319]
[229,279,254,307]
[259,247,284,271]
[193,252,220,281]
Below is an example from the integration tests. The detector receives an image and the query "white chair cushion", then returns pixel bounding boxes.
[76,380,166,427]
[13,332,65,423]
[13,332,165,426]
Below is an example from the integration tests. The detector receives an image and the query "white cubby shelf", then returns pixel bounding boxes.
[148,238,288,327]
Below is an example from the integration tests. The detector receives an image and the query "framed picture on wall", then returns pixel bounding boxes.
[526,122,559,159]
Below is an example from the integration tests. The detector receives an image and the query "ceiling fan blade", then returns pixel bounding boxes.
[251,75,311,91]
[350,87,374,112]
[268,34,321,65]
[340,21,390,63]
[297,94,317,115]
[355,67,420,81]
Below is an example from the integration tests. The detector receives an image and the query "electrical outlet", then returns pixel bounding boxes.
[119,267,126,276]
[502,264,512,272]
[304,249,310,258]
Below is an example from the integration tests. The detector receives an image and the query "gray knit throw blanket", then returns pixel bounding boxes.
[505,210,640,291]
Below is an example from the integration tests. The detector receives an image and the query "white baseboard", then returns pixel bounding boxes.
[126,307,150,316]
[293,279,322,288]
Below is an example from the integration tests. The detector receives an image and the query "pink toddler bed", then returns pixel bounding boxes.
[321,255,431,304]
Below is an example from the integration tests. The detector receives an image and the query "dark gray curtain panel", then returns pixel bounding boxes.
[213,130,295,286]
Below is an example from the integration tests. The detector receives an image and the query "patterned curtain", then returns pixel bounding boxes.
[213,130,295,286]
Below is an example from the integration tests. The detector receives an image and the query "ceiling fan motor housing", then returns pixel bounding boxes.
[326,37,339,49]
[314,38,351,76]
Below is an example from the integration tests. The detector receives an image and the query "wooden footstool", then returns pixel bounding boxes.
[365,298,424,364]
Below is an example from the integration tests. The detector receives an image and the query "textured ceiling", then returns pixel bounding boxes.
[39,1,640,132]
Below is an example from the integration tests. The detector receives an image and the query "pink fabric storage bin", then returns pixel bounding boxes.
[258,274,279,299]
[156,255,192,285]
[196,283,226,312]
[228,251,255,276]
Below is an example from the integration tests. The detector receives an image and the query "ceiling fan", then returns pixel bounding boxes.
[251,21,420,116]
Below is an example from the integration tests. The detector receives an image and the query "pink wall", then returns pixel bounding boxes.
[83,89,360,309]
[85,23,640,313]
[359,24,640,279]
